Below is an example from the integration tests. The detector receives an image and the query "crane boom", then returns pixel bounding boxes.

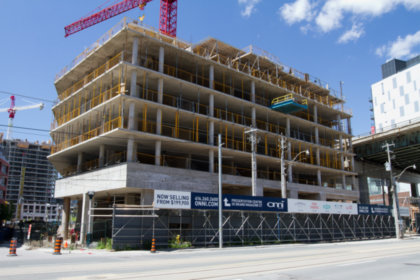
[65,0,152,37]
[64,0,178,38]
[0,96,44,140]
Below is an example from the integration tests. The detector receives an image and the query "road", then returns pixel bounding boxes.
[1,237,420,280]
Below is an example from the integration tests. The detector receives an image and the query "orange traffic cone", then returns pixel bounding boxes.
[64,241,68,249]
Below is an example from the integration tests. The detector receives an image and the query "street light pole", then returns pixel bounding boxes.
[218,134,223,248]
[280,135,287,198]
[383,142,401,239]
[245,128,258,196]
[279,134,309,199]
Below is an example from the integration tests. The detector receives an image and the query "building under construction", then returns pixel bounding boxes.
[51,19,359,244]
[2,138,58,220]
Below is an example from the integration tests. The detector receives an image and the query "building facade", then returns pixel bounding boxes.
[2,139,58,219]
[0,147,9,205]
[371,55,420,133]
[50,19,357,240]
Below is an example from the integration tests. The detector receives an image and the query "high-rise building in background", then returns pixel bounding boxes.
[1,138,59,221]
[0,145,9,205]
[371,55,420,133]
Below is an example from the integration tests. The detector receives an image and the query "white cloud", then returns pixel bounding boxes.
[376,30,420,59]
[279,0,315,25]
[337,23,364,44]
[278,0,420,43]
[238,0,262,18]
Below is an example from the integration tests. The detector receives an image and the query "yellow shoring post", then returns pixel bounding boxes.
[232,126,236,149]
[142,74,146,98]
[78,93,81,116]
[265,134,268,155]
[195,117,199,142]
[175,111,179,138]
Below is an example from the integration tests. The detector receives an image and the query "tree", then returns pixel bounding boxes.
[0,202,13,223]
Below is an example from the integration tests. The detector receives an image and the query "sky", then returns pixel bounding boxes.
[1,0,420,143]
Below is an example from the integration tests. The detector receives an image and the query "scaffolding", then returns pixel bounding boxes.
[91,206,395,249]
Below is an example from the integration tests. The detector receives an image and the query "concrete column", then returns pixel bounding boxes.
[80,193,89,245]
[159,46,164,73]
[251,81,255,103]
[61,197,70,239]
[358,174,370,204]
[130,71,137,97]
[337,114,342,131]
[158,78,163,103]
[347,117,352,135]
[209,65,214,89]
[209,149,214,173]
[313,105,318,123]
[155,140,161,165]
[209,94,214,117]
[289,190,298,199]
[128,102,136,130]
[132,37,139,65]
[319,192,327,201]
[251,81,256,127]
[88,197,94,234]
[209,121,214,145]
[342,174,346,189]
[411,183,418,197]
[315,127,319,145]
[127,137,135,163]
[288,165,293,183]
[156,109,162,135]
[316,148,320,165]
[99,144,105,168]
[317,169,322,186]
[77,152,83,173]
[339,134,343,151]
[286,117,290,137]
[141,189,154,205]
[76,199,82,230]
[351,176,358,194]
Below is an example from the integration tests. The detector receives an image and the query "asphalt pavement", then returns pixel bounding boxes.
[1,236,420,280]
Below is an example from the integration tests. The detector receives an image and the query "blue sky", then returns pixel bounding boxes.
[1,0,420,142]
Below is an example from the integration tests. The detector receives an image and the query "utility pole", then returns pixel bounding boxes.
[279,135,287,198]
[245,128,259,196]
[383,142,401,239]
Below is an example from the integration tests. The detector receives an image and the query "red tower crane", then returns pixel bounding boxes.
[64,0,178,37]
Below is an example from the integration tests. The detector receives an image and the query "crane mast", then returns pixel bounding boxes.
[64,0,178,38]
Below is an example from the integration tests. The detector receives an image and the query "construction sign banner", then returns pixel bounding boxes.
[288,199,358,215]
[154,190,391,216]
[358,204,391,215]
[191,192,288,212]
[154,190,191,209]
